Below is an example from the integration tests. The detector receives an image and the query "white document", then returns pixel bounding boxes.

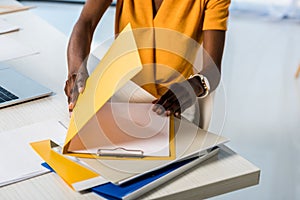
[111,80,156,103]
[69,103,170,157]
[0,35,38,62]
[0,19,19,34]
[0,120,66,187]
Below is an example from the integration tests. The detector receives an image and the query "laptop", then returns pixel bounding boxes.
[0,64,52,108]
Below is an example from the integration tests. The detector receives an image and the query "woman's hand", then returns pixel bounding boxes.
[152,76,203,116]
[64,65,89,113]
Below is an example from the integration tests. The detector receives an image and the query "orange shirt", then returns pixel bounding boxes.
[115,0,230,97]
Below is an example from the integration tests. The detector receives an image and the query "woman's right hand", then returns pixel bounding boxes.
[64,65,89,113]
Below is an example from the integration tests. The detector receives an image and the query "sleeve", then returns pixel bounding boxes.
[203,0,231,31]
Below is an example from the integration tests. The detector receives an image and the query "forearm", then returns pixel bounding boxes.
[67,0,112,76]
[201,30,226,92]
[67,21,93,76]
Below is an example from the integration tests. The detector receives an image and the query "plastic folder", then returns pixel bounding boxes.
[30,140,107,191]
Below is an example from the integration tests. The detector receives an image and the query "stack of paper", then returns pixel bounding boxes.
[0,120,66,187]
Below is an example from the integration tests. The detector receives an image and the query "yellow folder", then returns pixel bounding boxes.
[62,23,175,160]
[64,24,142,154]
[30,140,107,191]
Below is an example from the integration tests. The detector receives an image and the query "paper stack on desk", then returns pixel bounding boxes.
[30,24,228,199]
[0,120,66,187]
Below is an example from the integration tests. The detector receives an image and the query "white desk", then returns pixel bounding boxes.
[0,0,260,199]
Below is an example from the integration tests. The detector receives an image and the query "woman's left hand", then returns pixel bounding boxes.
[152,76,203,116]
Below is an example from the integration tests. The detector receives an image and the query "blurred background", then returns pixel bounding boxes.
[18,0,300,199]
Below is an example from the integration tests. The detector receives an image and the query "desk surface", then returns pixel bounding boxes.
[0,0,259,199]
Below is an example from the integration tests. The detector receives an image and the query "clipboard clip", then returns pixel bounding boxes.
[97,147,144,158]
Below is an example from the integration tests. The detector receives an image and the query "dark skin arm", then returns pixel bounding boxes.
[153,30,226,116]
[65,0,226,117]
[64,0,112,113]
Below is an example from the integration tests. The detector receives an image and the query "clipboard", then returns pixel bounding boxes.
[65,102,175,160]
[97,147,144,158]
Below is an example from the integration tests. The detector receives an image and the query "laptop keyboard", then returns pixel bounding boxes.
[0,86,19,103]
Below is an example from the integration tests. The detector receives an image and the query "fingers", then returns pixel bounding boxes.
[153,81,197,116]
[69,83,79,111]
[160,95,180,116]
[64,72,89,114]
[64,74,77,105]
[69,73,88,112]
[76,66,89,94]
[64,62,89,114]
[153,90,181,116]
[152,89,173,114]
[174,100,193,117]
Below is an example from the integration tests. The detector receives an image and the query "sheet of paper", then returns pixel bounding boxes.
[111,80,156,103]
[0,35,38,61]
[0,19,19,34]
[68,103,170,157]
[0,120,66,187]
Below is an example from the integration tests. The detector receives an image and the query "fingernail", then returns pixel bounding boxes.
[69,103,74,109]
[152,105,158,111]
[157,108,163,115]
[78,87,84,93]
[165,110,171,116]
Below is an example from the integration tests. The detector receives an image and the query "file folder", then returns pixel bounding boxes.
[30,140,107,191]
[42,147,220,200]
